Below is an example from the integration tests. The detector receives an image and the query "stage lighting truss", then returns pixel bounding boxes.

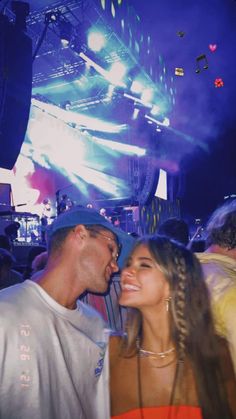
[44,10,74,46]
[44,10,61,24]
[26,0,172,139]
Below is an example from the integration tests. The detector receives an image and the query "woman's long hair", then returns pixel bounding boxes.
[121,235,234,419]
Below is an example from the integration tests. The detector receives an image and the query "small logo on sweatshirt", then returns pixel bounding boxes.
[94,343,106,377]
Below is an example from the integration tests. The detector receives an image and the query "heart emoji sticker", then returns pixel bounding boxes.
[209,44,217,52]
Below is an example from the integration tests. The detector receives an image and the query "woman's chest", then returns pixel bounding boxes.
[110,356,178,415]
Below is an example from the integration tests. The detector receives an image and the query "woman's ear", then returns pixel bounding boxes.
[164,282,171,300]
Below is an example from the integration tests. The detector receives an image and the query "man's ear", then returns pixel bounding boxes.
[73,224,88,241]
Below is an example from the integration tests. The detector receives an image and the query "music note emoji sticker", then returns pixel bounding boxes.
[195,54,208,73]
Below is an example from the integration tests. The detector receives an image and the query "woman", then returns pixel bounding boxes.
[110,236,236,419]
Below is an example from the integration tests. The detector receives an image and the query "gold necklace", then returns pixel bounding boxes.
[136,338,175,360]
[139,346,175,359]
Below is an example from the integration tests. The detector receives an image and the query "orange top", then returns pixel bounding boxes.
[112,405,202,419]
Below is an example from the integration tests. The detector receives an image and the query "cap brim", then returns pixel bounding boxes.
[47,207,135,269]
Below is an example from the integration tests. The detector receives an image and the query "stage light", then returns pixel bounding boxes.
[162,117,170,127]
[141,88,153,104]
[88,31,106,52]
[106,84,115,100]
[27,109,130,198]
[108,62,127,82]
[151,104,161,116]
[59,20,72,47]
[130,80,144,94]
[45,10,60,24]
[145,114,170,128]
[61,100,71,110]
[132,108,140,120]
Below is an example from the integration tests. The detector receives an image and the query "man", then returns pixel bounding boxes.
[41,198,54,243]
[57,194,73,215]
[196,199,236,373]
[99,207,112,223]
[0,206,134,419]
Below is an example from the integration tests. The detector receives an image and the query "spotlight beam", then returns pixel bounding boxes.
[79,52,126,88]
[31,98,127,133]
[145,114,170,127]
[123,93,152,109]
[89,135,146,156]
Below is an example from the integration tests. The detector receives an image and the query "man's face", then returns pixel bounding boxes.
[79,226,119,294]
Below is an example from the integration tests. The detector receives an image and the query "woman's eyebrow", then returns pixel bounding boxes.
[127,256,153,262]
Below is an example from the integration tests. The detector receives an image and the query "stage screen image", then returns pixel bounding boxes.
[0,103,150,217]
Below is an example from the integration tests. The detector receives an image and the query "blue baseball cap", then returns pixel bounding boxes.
[47,206,135,268]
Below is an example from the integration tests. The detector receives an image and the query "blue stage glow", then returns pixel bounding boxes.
[24,105,135,201]
[87,31,106,52]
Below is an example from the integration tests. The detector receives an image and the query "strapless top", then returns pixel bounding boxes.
[111,405,202,419]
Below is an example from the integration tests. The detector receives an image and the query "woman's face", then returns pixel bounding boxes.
[120,244,170,310]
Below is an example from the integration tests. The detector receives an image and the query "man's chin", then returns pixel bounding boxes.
[88,281,110,295]
[101,281,110,295]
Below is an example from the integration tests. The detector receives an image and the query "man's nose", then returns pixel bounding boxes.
[110,259,119,273]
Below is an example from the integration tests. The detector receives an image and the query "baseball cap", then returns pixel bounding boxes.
[47,206,135,268]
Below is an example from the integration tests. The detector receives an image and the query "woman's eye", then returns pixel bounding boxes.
[140,263,151,268]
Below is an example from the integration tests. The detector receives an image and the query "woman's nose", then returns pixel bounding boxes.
[121,267,136,279]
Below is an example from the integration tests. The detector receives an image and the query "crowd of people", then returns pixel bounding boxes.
[0,199,235,418]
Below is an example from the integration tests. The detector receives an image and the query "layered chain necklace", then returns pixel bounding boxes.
[139,346,175,359]
[136,337,176,365]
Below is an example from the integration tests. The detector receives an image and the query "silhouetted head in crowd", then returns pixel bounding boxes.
[0,248,15,288]
[158,217,189,246]
[205,199,236,259]
[23,245,47,279]
[4,222,20,242]
[0,248,15,269]
[0,235,11,251]
[189,239,206,253]
[31,251,48,274]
